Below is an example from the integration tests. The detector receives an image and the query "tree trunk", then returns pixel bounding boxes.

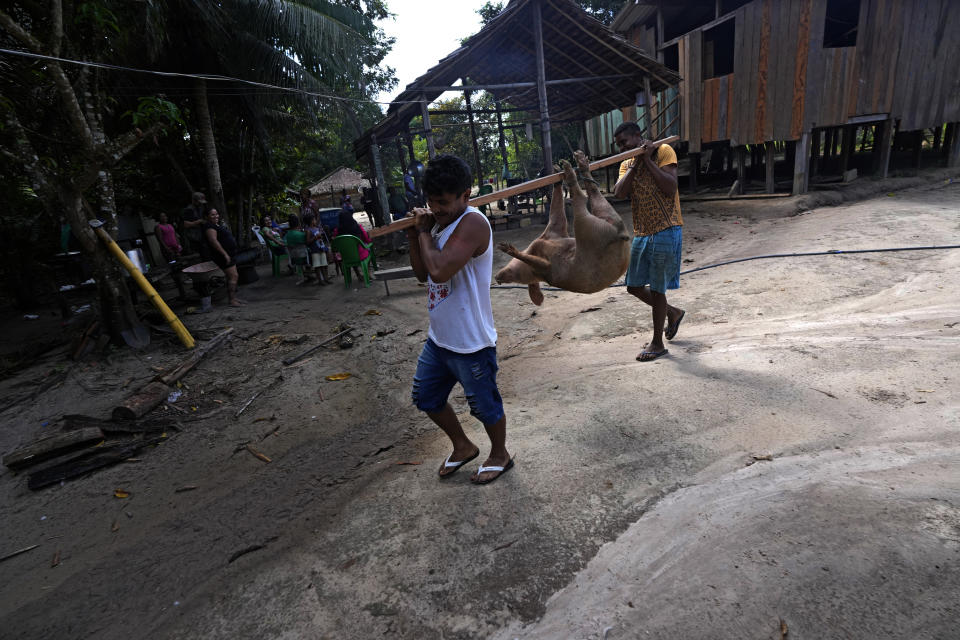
[193,79,227,217]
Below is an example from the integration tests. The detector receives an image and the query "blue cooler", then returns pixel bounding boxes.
[318,208,341,229]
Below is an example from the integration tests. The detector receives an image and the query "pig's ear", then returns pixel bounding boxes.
[527,283,544,306]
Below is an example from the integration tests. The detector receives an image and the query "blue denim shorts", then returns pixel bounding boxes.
[412,339,504,425]
[625,225,682,293]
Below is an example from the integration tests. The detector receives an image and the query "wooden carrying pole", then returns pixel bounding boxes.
[370,135,678,238]
[89,220,195,349]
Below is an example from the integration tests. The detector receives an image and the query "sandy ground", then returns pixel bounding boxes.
[0,177,959,639]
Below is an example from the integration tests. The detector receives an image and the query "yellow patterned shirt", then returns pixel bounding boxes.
[618,144,682,237]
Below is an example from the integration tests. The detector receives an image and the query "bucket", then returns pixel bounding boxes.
[125,249,148,273]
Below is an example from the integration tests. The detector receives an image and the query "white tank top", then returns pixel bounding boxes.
[426,207,497,353]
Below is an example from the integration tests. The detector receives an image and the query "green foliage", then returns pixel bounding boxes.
[477,1,506,25]
[122,97,183,128]
[477,0,621,26]
[75,2,121,35]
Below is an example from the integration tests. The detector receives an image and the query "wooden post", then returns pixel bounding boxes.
[643,76,655,137]
[404,129,422,204]
[420,96,436,160]
[735,146,746,194]
[877,118,895,178]
[394,135,406,175]
[463,87,484,189]
[860,126,869,152]
[911,130,923,170]
[656,1,665,62]
[689,152,700,192]
[829,126,840,159]
[943,123,956,161]
[811,129,821,177]
[792,132,811,195]
[839,125,856,174]
[532,0,553,171]
[370,135,389,226]
[496,102,510,183]
[948,122,960,168]
[765,142,776,193]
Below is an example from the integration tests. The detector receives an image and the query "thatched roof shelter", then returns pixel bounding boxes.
[307,167,370,196]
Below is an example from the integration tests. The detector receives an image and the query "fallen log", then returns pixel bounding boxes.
[28,434,166,490]
[112,328,233,420]
[2,427,104,470]
[62,414,172,434]
[370,136,678,238]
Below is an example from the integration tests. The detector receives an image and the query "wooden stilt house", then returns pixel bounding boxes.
[609,0,960,194]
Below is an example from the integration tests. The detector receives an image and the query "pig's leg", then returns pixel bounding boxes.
[574,150,626,231]
[498,242,552,281]
[527,283,544,306]
[541,180,568,239]
[561,159,598,241]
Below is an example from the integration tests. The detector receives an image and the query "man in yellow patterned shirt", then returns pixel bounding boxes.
[613,122,686,362]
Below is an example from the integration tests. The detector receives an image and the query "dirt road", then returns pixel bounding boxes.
[1,181,958,639]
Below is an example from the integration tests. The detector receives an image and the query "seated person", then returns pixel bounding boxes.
[333,209,373,282]
[155,212,182,260]
[202,209,242,307]
[259,214,285,245]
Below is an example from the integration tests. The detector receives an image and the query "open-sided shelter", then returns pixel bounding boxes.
[353,0,680,226]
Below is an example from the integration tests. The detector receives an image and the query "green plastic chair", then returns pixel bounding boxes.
[477,183,494,215]
[263,235,288,277]
[332,234,374,288]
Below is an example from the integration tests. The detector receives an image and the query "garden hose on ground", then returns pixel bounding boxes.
[490,244,960,292]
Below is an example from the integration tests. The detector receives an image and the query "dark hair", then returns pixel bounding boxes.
[338,209,362,236]
[287,213,300,229]
[613,121,642,138]
[260,214,272,226]
[302,213,315,227]
[422,154,472,197]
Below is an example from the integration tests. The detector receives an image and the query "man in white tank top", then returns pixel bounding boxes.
[405,155,513,485]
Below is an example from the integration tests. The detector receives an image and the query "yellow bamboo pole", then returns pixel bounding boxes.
[89,221,195,349]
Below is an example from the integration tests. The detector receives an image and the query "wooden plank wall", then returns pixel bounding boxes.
[648,0,956,152]
[701,75,734,143]
[853,0,903,117]
[892,0,960,130]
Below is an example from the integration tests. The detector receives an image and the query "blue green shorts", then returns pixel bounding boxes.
[625,226,682,293]
[412,339,504,425]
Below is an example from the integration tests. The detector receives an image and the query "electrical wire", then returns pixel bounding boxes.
[489,244,960,291]
[0,47,418,106]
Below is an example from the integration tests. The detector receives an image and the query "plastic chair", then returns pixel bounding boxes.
[331,234,373,288]
[477,183,494,215]
[263,235,288,277]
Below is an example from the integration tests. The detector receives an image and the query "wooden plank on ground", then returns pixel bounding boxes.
[3,428,104,470]
[27,436,165,490]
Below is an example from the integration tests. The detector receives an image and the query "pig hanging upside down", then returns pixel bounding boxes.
[494,150,630,305]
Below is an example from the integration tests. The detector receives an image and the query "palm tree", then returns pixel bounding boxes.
[148,0,377,223]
